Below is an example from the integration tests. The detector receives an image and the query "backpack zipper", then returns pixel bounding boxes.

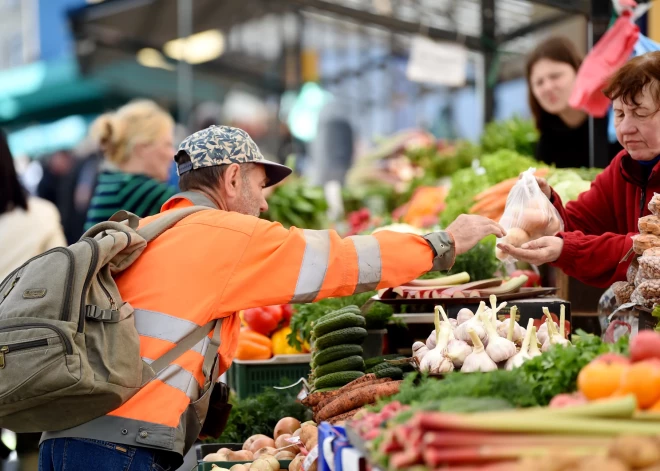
[0,339,49,369]
[2,276,20,301]
[80,238,100,333]
[97,274,116,310]
[0,324,71,353]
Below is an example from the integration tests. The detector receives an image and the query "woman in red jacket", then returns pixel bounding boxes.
[498,51,660,288]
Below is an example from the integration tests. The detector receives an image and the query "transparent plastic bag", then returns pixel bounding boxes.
[627,257,639,284]
[639,215,660,235]
[495,168,564,262]
[638,249,660,279]
[648,192,660,216]
[611,281,634,306]
[632,233,660,255]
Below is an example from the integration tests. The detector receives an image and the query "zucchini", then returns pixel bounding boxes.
[314,355,365,378]
[314,371,364,390]
[364,354,405,369]
[315,327,368,350]
[312,344,363,366]
[312,313,366,338]
[375,366,403,380]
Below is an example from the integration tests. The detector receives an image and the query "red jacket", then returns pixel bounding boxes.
[550,150,660,288]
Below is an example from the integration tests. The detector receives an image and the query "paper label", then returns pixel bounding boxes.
[406,35,467,87]
[302,445,319,471]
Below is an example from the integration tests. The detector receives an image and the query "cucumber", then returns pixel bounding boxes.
[314,355,365,378]
[314,371,364,390]
[375,367,403,380]
[312,344,363,366]
[315,306,361,323]
[312,313,366,338]
[315,327,368,350]
[364,354,405,369]
[372,362,394,372]
[313,387,339,393]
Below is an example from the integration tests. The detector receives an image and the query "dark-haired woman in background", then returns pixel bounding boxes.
[0,129,66,280]
[526,36,622,168]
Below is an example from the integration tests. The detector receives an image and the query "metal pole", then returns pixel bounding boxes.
[481,0,496,123]
[177,0,194,126]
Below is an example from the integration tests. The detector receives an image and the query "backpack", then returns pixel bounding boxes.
[0,206,215,433]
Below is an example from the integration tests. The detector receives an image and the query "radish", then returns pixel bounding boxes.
[630,331,660,363]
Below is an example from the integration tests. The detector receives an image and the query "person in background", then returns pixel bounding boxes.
[498,51,660,287]
[527,36,622,168]
[0,129,67,280]
[84,100,178,230]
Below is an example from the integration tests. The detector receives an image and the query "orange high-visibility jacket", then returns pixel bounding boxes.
[43,192,454,459]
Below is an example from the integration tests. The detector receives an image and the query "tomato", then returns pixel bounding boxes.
[577,360,627,400]
[281,304,294,325]
[630,331,660,363]
[243,307,282,336]
[511,269,541,288]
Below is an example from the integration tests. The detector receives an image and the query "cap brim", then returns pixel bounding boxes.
[260,160,293,187]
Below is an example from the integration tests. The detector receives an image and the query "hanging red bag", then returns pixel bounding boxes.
[568,11,639,117]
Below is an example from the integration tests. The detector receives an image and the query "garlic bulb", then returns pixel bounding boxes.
[456,308,474,325]
[447,339,472,368]
[536,321,557,346]
[426,330,436,349]
[541,306,570,352]
[413,341,429,362]
[455,302,487,346]
[505,318,535,370]
[461,328,498,373]
[528,326,542,358]
[420,308,454,374]
[488,295,507,322]
[480,311,516,363]
[437,305,456,340]
[496,306,525,343]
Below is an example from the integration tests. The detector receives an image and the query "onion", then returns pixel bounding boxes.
[274,417,301,440]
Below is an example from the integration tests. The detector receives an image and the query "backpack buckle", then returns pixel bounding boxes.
[85,305,120,322]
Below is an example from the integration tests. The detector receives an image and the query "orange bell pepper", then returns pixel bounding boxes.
[239,328,272,349]
[235,339,272,360]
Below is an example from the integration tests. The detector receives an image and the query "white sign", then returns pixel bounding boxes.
[406,35,468,87]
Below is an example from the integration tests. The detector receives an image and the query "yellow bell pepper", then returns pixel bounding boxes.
[271,326,307,355]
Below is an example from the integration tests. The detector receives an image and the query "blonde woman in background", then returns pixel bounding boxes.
[84,100,177,229]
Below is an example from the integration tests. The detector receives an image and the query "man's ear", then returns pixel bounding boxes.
[223,163,241,197]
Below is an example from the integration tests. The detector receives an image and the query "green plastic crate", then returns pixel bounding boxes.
[227,354,311,399]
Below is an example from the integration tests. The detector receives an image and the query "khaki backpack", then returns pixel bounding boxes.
[0,207,216,433]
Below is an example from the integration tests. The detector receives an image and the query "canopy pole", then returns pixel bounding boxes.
[177,0,194,126]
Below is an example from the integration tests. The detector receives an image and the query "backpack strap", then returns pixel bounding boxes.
[143,318,222,386]
[165,191,218,209]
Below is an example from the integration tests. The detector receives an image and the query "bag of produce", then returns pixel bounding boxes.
[495,168,563,262]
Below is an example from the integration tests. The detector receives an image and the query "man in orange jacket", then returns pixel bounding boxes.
[40,126,505,471]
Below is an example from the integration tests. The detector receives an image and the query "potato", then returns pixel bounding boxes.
[609,435,660,468]
[250,437,276,453]
[210,466,231,471]
[299,424,318,449]
[254,447,277,459]
[230,465,250,471]
[275,451,297,460]
[274,417,301,440]
[250,459,273,471]
[228,450,254,461]
[204,452,230,462]
[504,227,531,248]
[289,455,304,471]
[305,436,318,450]
[302,421,316,427]
[244,434,269,451]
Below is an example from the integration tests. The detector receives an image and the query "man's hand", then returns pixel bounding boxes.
[497,236,564,266]
[446,214,506,256]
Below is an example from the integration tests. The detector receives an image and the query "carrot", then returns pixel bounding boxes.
[327,407,364,424]
[315,381,402,422]
[305,373,378,408]
[470,198,506,214]
[473,178,517,201]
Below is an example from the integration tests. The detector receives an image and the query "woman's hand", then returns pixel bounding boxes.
[497,236,564,266]
[535,177,552,200]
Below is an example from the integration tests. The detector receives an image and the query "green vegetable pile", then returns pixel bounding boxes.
[380,331,629,409]
[480,116,540,157]
[213,388,311,443]
[440,149,540,226]
[287,291,397,350]
[263,177,328,229]
[546,168,601,203]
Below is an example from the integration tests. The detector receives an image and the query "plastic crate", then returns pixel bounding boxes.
[227,354,312,399]
[195,443,292,471]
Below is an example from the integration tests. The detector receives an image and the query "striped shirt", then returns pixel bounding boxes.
[84,170,178,230]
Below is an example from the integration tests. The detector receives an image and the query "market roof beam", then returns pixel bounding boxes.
[523,0,590,16]
[277,0,485,52]
[496,11,576,45]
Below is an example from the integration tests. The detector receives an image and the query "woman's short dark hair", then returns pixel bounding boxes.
[0,128,27,214]
[526,36,584,128]
[604,51,660,107]
[175,150,228,192]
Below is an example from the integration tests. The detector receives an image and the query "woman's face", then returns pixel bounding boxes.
[530,58,577,115]
[614,86,660,161]
[135,126,175,182]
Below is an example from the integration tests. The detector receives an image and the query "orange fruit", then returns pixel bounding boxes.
[617,361,660,409]
[577,361,627,400]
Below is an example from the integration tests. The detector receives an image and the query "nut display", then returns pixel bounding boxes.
[627,258,639,284]
[649,193,660,217]
[633,234,660,255]
[639,215,660,235]
[612,281,635,306]
[638,253,660,279]
[636,279,660,300]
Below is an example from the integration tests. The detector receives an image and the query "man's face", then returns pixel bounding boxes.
[228,164,269,217]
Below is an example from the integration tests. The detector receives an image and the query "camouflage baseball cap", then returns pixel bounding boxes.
[176,125,292,187]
